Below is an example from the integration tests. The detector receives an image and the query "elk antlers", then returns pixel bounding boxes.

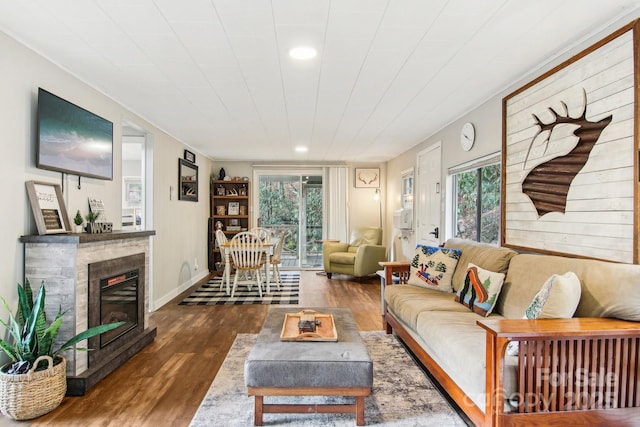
[524,89,588,170]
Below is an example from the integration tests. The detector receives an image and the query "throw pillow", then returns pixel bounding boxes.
[406,245,462,293]
[506,272,582,356]
[455,263,506,317]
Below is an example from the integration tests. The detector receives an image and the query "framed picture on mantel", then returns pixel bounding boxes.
[25,180,71,235]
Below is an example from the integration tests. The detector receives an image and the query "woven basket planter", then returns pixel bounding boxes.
[0,355,67,420]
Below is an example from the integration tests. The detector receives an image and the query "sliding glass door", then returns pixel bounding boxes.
[255,172,323,269]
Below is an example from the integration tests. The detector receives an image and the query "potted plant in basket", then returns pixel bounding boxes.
[0,280,124,420]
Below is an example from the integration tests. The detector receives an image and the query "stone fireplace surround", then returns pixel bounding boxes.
[20,230,157,396]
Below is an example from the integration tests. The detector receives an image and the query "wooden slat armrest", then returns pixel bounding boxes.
[379,261,410,285]
[477,317,640,340]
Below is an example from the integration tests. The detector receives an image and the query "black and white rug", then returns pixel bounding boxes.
[190,332,468,426]
[179,271,300,305]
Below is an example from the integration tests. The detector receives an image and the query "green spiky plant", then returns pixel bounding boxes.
[0,280,124,374]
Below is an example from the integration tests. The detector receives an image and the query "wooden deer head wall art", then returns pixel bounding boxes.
[502,19,639,263]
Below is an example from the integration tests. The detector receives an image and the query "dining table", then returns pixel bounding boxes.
[220,240,276,295]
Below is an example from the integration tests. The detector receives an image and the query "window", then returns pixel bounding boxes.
[451,156,501,244]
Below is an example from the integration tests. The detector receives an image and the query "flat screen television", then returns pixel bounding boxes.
[37,88,113,180]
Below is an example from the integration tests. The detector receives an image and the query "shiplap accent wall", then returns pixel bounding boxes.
[503,26,636,263]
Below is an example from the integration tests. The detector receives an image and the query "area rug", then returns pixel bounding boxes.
[179,271,299,305]
[189,332,468,426]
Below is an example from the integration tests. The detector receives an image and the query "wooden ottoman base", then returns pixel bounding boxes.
[247,386,371,426]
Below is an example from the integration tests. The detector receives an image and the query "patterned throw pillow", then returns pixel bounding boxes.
[455,263,506,317]
[406,246,462,293]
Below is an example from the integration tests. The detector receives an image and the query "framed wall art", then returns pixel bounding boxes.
[184,149,196,163]
[354,168,380,188]
[502,19,639,263]
[25,180,71,235]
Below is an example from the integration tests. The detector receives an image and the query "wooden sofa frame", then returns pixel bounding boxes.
[380,262,640,426]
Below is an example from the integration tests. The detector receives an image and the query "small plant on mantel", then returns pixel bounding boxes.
[84,211,100,233]
[0,280,124,420]
[73,210,83,233]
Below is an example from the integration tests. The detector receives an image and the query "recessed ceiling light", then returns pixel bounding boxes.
[289,46,317,60]
[295,146,308,153]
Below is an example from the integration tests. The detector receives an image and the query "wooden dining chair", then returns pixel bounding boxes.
[268,230,287,290]
[249,227,273,243]
[215,229,231,294]
[228,232,264,298]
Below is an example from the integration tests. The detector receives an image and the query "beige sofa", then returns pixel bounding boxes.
[382,238,640,427]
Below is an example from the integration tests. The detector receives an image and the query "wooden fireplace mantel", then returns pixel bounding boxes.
[20,229,156,244]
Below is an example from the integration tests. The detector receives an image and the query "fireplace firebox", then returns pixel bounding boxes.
[88,253,145,369]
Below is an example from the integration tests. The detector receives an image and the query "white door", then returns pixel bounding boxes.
[416,143,442,247]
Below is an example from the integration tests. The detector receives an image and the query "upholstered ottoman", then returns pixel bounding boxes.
[244,307,373,425]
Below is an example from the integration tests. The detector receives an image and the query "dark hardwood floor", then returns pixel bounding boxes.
[1,271,383,427]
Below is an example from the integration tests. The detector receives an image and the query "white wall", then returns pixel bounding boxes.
[385,12,640,262]
[0,31,213,314]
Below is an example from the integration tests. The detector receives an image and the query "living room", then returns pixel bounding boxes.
[1,2,640,426]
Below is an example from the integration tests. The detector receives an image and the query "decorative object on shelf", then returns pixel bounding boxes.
[216,185,226,196]
[218,167,226,180]
[239,206,247,216]
[239,184,247,196]
[178,158,198,202]
[183,149,196,163]
[216,205,226,216]
[215,220,224,231]
[228,202,240,215]
[25,181,71,235]
[354,168,380,188]
[72,210,83,233]
[84,211,112,233]
[0,280,124,420]
[227,188,238,196]
[460,122,475,151]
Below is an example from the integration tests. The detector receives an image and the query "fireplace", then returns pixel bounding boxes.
[88,253,145,369]
[20,230,157,396]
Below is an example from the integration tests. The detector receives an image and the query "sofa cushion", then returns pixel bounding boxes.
[384,284,469,330]
[407,246,461,292]
[538,272,581,319]
[455,263,506,317]
[415,310,517,411]
[498,254,640,321]
[443,238,517,292]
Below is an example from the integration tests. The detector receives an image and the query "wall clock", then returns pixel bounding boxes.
[460,122,475,151]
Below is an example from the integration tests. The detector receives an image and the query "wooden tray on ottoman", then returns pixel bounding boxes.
[280,309,338,341]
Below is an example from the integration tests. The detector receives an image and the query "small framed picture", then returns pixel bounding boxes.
[354,168,380,188]
[228,202,240,215]
[183,149,196,163]
[25,181,71,235]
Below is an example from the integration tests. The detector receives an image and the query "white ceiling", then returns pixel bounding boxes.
[1,0,639,163]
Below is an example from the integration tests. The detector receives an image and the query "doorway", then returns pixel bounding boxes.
[254,172,323,269]
[416,142,442,247]
[121,120,150,231]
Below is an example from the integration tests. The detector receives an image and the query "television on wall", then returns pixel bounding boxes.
[37,88,113,180]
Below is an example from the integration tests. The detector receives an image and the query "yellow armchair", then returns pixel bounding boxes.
[323,227,386,280]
